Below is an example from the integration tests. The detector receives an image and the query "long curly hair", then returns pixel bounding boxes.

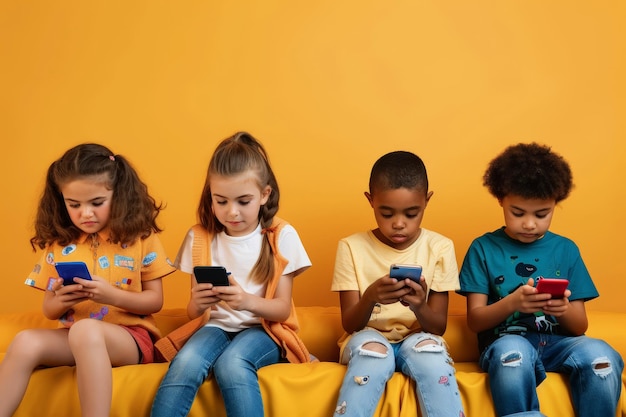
[30,143,164,250]
[197,132,280,285]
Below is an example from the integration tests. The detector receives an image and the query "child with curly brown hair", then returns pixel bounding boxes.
[0,143,175,417]
[459,142,623,417]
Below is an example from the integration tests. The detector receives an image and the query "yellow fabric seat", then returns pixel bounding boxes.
[1,307,625,417]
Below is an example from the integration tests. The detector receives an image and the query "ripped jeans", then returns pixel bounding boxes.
[334,329,464,417]
[480,333,624,417]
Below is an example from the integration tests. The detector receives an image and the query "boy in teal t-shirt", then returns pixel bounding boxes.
[459,142,623,417]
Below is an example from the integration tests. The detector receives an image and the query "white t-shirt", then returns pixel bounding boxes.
[175,223,311,332]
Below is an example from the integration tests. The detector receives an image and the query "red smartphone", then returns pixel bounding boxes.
[535,277,569,298]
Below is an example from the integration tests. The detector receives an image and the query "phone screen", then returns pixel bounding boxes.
[193,266,230,286]
[55,262,92,286]
[389,264,422,283]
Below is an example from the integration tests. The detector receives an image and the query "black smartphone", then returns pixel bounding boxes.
[389,264,423,283]
[55,261,93,286]
[193,266,230,286]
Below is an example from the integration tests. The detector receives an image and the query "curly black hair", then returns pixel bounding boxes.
[483,142,573,202]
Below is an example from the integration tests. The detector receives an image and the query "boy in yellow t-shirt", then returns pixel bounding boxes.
[331,151,465,417]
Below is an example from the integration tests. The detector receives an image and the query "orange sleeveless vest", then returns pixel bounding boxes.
[155,218,312,364]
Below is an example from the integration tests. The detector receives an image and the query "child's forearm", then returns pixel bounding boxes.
[41,288,88,320]
[112,287,163,315]
[467,298,517,333]
[187,298,206,320]
[122,295,163,316]
[42,292,72,320]
[342,308,373,334]
[246,295,291,322]
[107,279,164,315]
[412,292,448,335]
[554,300,588,335]
[412,306,447,335]
[340,291,377,334]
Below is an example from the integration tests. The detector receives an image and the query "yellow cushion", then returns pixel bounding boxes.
[2,307,625,417]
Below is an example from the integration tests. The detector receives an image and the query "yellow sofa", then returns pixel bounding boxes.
[1,306,625,417]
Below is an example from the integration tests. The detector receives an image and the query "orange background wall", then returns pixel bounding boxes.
[1,2,624,315]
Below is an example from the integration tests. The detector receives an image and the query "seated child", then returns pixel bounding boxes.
[459,142,623,417]
[331,151,465,417]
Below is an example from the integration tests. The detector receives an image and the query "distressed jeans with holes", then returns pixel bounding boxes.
[334,329,464,417]
[480,333,624,417]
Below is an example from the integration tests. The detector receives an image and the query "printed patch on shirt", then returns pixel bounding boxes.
[114,255,135,271]
[98,256,110,269]
[46,277,57,291]
[143,252,157,266]
[90,306,109,320]
[116,278,132,289]
[25,264,42,287]
[62,244,77,256]
[46,252,55,265]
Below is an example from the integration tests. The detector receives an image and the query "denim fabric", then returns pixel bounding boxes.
[151,326,281,417]
[480,333,623,417]
[333,329,464,417]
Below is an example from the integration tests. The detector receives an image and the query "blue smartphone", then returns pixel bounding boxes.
[55,261,92,286]
[389,264,423,283]
[193,266,230,286]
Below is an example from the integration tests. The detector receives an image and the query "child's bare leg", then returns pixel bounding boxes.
[0,328,74,417]
[67,319,139,417]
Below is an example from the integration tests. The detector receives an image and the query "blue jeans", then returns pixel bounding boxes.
[480,333,624,417]
[151,325,282,417]
[334,329,464,417]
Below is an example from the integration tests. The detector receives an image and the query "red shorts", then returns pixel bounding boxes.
[121,325,155,364]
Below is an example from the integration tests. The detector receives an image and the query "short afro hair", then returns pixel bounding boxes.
[483,142,573,202]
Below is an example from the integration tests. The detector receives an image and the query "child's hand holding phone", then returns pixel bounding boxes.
[190,266,231,314]
[535,277,569,299]
[389,264,422,283]
[55,262,93,286]
[47,262,92,299]
[389,264,426,307]
[193,266,231,286]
